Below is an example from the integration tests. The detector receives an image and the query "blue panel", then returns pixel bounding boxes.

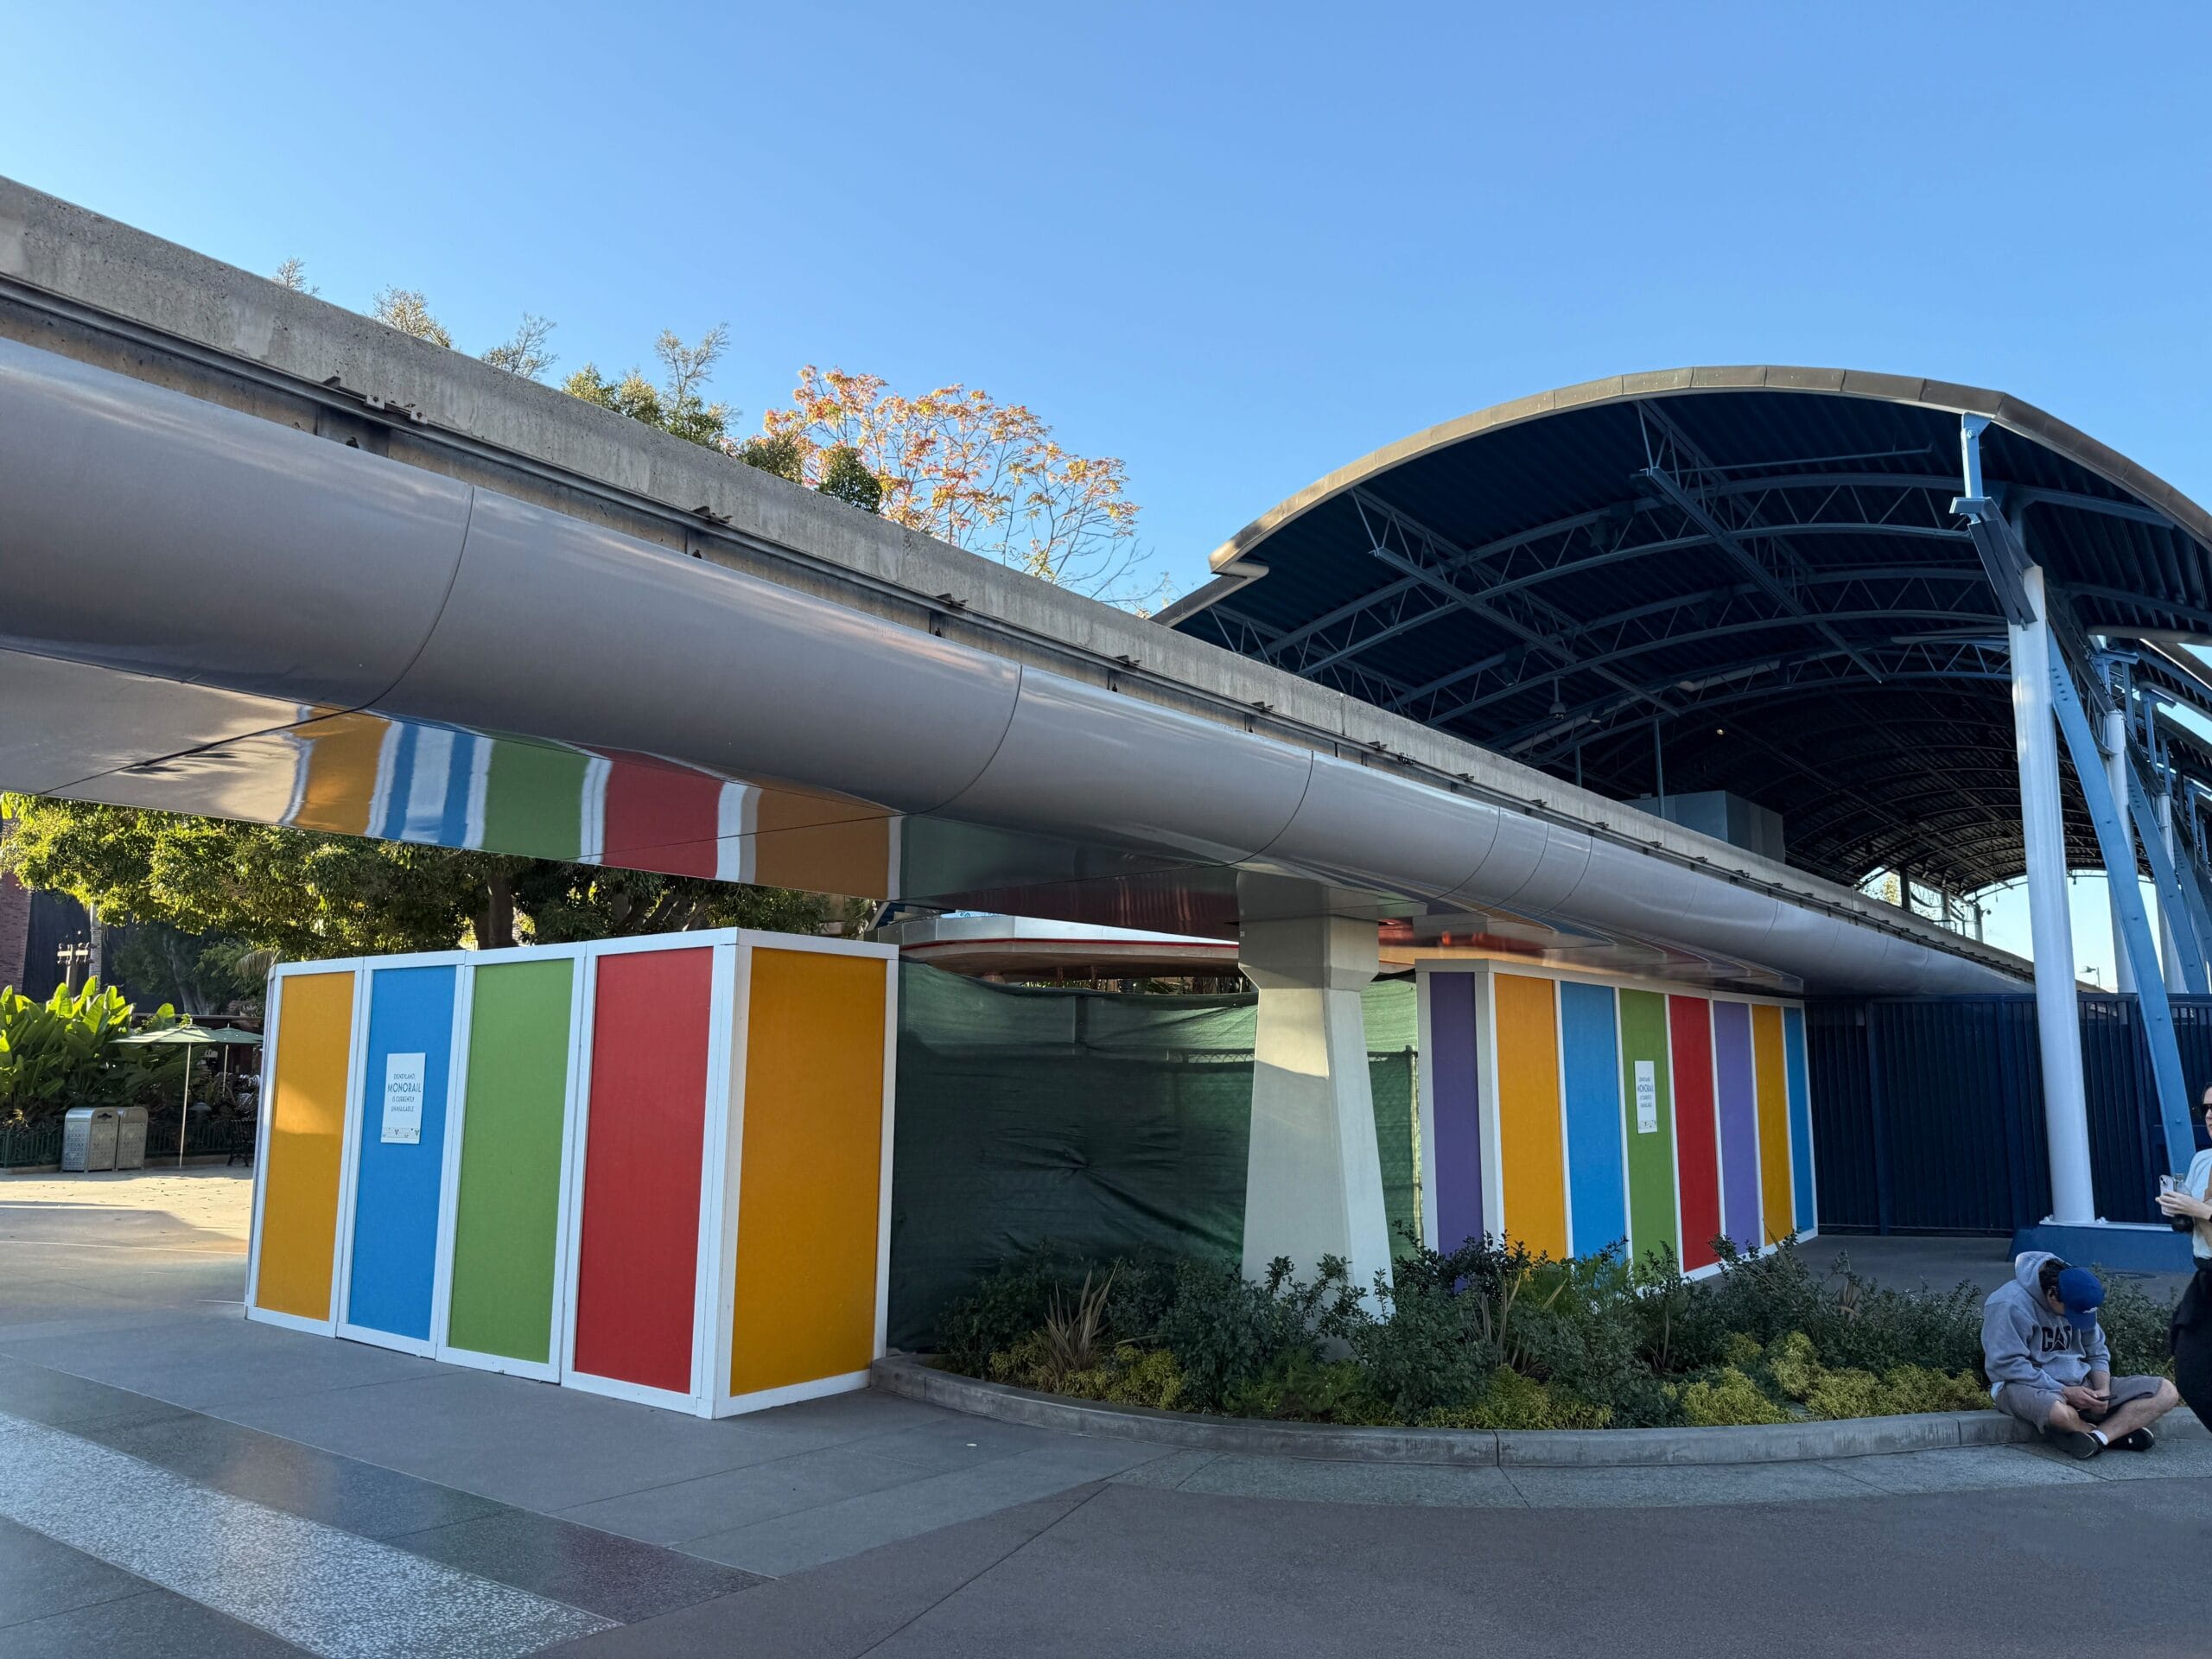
[1558,981,1628,1256]
[346,965,456,1341]
[1783,1006,1815,1229]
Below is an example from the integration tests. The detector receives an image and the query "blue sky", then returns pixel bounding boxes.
[10,3,2210,596]
[8,2,2209,972]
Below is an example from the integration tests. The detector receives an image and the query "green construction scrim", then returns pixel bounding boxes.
[887,963,1419,1348]
[445,957,573,1364]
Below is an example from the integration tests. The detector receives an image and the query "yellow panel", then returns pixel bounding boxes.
[1494,973,1567,1259]
[291,712,390,836]
[730,949,887,1397]
[256,971,355,1319]
[1751,1004,1794,1240]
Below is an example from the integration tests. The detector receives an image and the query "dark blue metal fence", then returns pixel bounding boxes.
[1809,994,2212,1234]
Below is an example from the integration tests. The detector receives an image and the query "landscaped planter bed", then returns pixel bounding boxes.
[919,1237,2180,1452]
[872,1353,2040,1468]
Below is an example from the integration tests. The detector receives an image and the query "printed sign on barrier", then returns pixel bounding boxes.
[381,1052,426,1145]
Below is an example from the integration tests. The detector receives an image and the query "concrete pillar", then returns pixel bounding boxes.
[1238,913,1393,1297]
[2011,565,2096,1224]
[2102,707,2136,994]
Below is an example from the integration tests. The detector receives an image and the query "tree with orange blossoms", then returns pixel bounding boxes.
[753,368,1165,610]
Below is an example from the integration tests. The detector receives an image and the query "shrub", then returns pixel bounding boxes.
[1066,1345,1189,1411]
[938,1236,2171,1431]
[1224,1353,1389,1424]
[991,1338,1189,1411]
[1678,1367,1789,1426]
[2092,1273,2174,1379]
[939,1252,1087,1375]
[1153,1255,1357,1411]
[1420,1365,1613,1430]
[0,980,179,1123]
[1762,1330,1988,1419]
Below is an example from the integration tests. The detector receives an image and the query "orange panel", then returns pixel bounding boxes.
[1751,1004,1796,1241]
[729,949,887,1397]
[256,971,355,1319]
[750,789,895,899]
[291,713,391,836]
[1494,973,1567,1259]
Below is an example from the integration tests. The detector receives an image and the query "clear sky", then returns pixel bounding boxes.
[10,2,2211,598]
[8,3,2210,972]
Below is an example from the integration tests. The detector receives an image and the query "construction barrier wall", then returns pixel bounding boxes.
[246,929,896,1417]
[1807,994,2212,1234]
[1418,963,1815,1270]
[887,966,1419,1348]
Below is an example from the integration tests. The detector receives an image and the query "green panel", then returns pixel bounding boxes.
[1616,988,1680,1264]
[1363,979,1420,1261]
[445,958,574,1363]
[886,967,1424,1348]
[480,738,588,861]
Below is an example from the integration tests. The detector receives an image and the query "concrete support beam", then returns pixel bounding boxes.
[2010,567,2096,1224]
[1239,914,1393,1297]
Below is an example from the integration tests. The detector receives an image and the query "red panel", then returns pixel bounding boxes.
[599,753,722,879]
[1669,995,1722,1270]
[572,947,714,1392]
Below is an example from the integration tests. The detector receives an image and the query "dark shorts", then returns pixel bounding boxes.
[1994,1373,2168,1429]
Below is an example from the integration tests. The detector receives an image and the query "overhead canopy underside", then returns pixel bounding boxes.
[1166,370,2212,896]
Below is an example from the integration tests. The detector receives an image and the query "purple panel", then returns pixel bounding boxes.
[1427,973,1484,1249]
[1712,1001,1761,1250]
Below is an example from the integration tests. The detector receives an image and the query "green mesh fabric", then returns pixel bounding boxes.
[887,963,1419,1347]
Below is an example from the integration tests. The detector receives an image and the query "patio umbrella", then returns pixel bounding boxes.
[112,1024,264,1166]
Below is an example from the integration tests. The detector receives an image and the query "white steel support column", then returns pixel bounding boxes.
[1238,913,1393,1297]
[2011,565,2097,1223]
[2157,790,2185,992]
[2103,706,2136,994]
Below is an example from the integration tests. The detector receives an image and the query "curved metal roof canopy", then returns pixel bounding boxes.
[1166,368,2212,896]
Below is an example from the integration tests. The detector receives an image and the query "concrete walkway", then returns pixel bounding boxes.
[3,1172,2209,1656]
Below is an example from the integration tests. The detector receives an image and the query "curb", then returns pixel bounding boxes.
[870,1355,2044,1468]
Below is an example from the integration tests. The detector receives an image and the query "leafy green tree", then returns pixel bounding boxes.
[734,430,806,482]
[818,443,885,512]
[563,325,733,448]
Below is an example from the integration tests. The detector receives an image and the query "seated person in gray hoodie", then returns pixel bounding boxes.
[1981,1251,2180,1459]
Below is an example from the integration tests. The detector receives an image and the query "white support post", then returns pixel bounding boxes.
[2157,789,2184,993]
[1238,913,1394,1298]
[2103,707,2136,994]
[2011,565,2097,1224]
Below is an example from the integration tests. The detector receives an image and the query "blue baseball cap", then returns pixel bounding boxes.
[2056,1266,2105,1332]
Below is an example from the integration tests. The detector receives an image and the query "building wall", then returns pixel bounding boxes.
[0,871,29,995]
[1417,962,1816,1272]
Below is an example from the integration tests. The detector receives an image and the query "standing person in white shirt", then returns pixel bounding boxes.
[2154,1084,2212,1424]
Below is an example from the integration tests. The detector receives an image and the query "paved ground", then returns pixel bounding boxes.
[1,1172,2209,1655]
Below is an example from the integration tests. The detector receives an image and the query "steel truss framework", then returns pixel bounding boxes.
[1175,384,2212,897]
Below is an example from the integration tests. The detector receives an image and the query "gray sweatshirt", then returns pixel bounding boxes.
[1980,1250,2110,1395]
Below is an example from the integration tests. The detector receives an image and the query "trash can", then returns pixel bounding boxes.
[61,1107,121,1173]
[112,1106,149,1170]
